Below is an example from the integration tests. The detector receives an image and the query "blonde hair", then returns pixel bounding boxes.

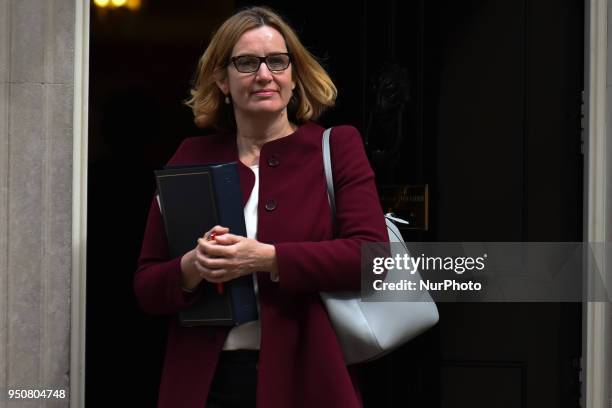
[185,6,337,131]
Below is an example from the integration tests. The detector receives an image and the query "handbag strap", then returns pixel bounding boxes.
[322,128,337,232]
[323,127,411,234]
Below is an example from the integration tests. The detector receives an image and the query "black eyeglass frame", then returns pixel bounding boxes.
[228,53,293,73]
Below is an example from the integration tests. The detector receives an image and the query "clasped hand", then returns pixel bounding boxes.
[180,225,277,289]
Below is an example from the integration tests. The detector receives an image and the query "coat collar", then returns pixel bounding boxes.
[220,121,320,205]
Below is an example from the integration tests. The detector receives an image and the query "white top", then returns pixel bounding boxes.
[223,164,262,351]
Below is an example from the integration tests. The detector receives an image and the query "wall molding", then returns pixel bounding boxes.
[583,1,610,408]
[70,0,89,406]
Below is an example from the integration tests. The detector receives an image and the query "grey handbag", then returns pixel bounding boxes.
[320,127,439,365]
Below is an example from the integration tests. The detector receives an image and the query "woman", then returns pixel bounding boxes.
[134,6,388,408]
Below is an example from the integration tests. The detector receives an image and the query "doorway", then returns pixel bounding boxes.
[85,1,585,406]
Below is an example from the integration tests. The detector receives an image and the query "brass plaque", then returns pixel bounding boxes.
[378,184,429,230]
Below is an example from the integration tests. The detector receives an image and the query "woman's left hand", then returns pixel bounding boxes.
[195,233,278,283]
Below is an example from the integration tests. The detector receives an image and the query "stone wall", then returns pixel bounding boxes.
[0,0,75,406]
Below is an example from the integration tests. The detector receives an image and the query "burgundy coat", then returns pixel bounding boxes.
[134,121,388,408]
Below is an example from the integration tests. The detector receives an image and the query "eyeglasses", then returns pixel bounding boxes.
[229,53,292,73]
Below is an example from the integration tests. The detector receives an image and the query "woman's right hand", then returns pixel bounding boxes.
[180,225,229,291]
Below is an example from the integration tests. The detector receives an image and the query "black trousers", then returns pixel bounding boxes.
[205,350,259,408]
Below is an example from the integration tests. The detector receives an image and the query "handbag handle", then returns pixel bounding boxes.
[322,128,337,233]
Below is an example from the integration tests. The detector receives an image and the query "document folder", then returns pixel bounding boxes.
[155,162,258,327]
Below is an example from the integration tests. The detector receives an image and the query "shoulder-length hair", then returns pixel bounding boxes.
[185,6,337,131]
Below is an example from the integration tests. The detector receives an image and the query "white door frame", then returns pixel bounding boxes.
[69,0,610,406]
[71,0,89,406]
[584,0,611,407]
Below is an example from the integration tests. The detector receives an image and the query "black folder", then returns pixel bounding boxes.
[154,162,258,327]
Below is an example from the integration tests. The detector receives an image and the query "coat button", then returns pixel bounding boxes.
[264,199,277,211]
[267,156,279,167]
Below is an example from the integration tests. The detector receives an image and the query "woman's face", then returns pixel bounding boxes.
[217,26,296,120]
